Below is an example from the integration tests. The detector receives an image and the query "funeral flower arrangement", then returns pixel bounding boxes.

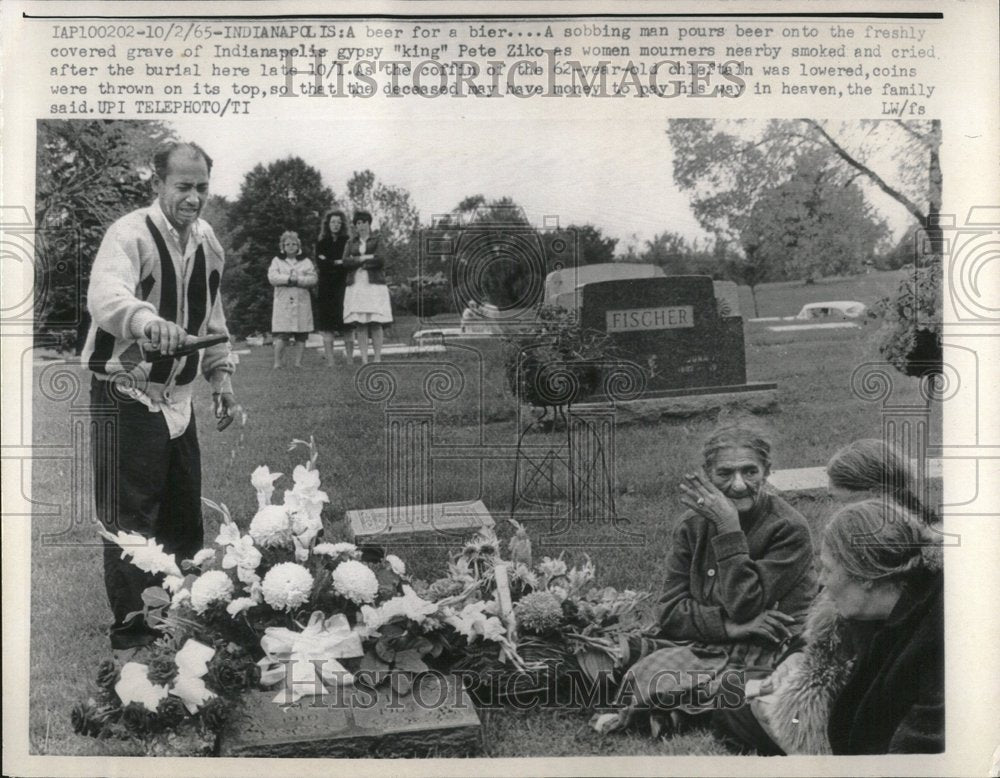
[72,439,446,749]
[73,442,654,750]
[414,519,655,695]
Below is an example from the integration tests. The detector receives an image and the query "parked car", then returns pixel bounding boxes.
[793,300,868,321]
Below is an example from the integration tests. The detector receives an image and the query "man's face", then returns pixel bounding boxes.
[154,150,210,233]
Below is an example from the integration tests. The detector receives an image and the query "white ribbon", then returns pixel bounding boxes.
[257,611,364,703]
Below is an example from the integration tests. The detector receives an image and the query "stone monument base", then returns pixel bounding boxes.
[572,382,778,424]
[219,674,482,758]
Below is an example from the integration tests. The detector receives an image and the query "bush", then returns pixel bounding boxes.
[502,305,613,409]
[873,263,942,377]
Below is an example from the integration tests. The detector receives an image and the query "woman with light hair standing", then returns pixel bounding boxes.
[268,230,317,369]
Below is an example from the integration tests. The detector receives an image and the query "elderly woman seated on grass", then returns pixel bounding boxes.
[593,422,818,737]
[747,499,943,754]
[715,437,943,755]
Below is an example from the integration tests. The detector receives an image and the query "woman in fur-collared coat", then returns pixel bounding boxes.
[713,439,943,755]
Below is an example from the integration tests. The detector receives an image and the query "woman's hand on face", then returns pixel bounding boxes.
[723,609,797,643]
[679,471,741,532]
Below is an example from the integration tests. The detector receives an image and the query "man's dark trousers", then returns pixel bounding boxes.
[90,376,203,649]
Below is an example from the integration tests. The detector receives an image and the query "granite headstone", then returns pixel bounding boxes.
[579,276,765,399]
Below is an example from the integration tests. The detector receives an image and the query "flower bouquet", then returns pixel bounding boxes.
[413,519,656,704]
[72,438,449,752]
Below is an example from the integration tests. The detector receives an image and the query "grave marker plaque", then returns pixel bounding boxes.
[220,675,481,757]
[581,276,759,398]
[346,500,495,544]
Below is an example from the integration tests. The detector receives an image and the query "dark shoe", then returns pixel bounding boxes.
[109,622,160,651]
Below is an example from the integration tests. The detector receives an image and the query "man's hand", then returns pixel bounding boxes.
[723,609,797,643]
[143,320,188,356]
[213,392,240,431]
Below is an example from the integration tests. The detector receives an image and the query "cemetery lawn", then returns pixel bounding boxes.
[28,306,936,757]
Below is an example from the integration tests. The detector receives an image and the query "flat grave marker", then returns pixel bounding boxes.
[346,499,495,544]
[220,674,481,757]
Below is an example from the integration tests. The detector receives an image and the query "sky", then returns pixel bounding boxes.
[170,112,914,251]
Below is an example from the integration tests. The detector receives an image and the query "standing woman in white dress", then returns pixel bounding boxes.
[268,230,317,369]
[342,211,393,364]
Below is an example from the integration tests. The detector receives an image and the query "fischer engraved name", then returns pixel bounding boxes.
[606,306,694,332]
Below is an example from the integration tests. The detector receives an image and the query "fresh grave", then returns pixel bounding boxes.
[72,441,656,756]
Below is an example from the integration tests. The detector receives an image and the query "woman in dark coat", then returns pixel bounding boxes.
[593,422,818,737]
[821,499,944,753]
[314,209,352,367]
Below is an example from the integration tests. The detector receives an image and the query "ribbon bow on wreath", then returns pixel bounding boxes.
[258,612,364,704]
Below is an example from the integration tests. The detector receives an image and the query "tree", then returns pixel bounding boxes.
[668,118,943,373]
[742,151,888,283]
[641,231,691,273]
[563,223,618,266]
[448,197,542,309]
[34,120,175,349]
[225,157,335,336]
[343,169,422,285]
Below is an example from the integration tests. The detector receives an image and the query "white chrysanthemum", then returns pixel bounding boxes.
[248,505,292,548]
[189,570,235,613]
[313,542,359,559]
[385,554,406,576]
[115,663,169,712]
[330,559,379,604]
[261,562,314,611]
[170,588,191,610]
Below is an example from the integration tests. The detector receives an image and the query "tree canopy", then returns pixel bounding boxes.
[34,119,175,346]
[667,118,943,373]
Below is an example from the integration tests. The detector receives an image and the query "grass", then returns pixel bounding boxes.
[738,268,909,318]
[28,273,938,757]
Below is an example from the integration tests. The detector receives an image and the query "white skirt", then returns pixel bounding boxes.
[343,269,393,324]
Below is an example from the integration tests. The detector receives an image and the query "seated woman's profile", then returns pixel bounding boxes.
[821,499,944,754]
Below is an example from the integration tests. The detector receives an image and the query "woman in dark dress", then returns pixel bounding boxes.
[314,209,352,367]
